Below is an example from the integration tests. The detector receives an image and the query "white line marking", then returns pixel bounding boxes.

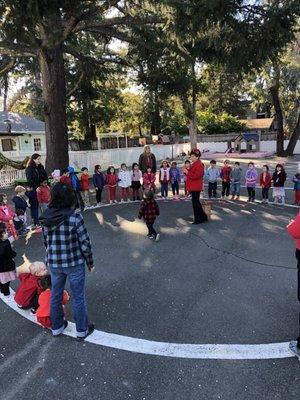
[1,293,294,360]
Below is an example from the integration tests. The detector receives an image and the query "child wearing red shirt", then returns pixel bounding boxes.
[14,261,47,313]
[259,165,272,203]
[36,275,69,329]
[106,166,119,203]
[80,167,90,208]
[220,160,232,198]
[143,167,156,192]
[37,180,51,213]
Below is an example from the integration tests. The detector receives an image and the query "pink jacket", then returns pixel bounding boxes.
[287,211,300,249]
[0,205,18,240]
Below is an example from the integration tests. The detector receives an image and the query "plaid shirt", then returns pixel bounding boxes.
[138,199,160,223]
[42,211,94,269]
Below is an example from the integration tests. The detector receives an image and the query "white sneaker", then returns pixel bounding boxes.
[155,233,160,242]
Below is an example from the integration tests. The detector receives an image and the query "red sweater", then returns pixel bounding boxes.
[81,174,90,191]
[60,175,71,186]
[37,186,51,204]
[106,174,118,187]
[287,212,300,250]
[220,166,232,182]
[186,159,204,192]
[260,172,272,188]
[14,273,43,307]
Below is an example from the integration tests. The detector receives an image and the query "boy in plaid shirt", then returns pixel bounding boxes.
[40,183,94,341]
[138,189,160,241]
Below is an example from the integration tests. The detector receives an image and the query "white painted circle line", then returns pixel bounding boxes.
[1,292,294,360]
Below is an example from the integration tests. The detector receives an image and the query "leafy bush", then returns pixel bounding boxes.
[197,110,246,135]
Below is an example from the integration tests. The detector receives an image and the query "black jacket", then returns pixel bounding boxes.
[272,171,287,187]
[138,153,157,174]
[0,240,16,273]
[25,164,48,189]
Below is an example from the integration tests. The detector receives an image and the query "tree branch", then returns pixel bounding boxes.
[0,58,15,75]
[0,42,37,58]
[66,71,84,97]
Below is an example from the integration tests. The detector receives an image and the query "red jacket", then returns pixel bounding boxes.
[138,199,160,223]
[37,185,51,204]
[81,174,90,191]
[60,175,71,186]
[220,166,232,182]
[106,173,118,187]
[14,273,43,307]
[186,159,204,192]
[260,172,272,188]
[287,212,300,250]
[143,173,156,189]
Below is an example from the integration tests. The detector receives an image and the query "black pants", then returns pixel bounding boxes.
[171,182,179,195]
[222,181,230,197]
[247,187,255,200]
[208,182,217,198]
[262,188,269,199]
[0,281,10,296]
[75,190,84,211]
[146,222,157,236]
[191,191,208,223]
[95,188,103,203]
[296,250,300,348]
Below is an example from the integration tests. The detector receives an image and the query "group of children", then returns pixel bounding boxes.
[206,159,297,205]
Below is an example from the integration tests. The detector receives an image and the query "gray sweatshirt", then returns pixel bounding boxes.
[230,167,242,183]
[206,167,220,182]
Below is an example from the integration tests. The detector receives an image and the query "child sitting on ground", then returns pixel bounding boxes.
[138,189,160,242]
[93,165,105,206]
[206,160,219,199]
[245,162,258,202]
[14,261,47,313]
[293,164,300,206]
[260,165,272,203]
[220,160,232,199]
[272,164,287,204]
[170,161,181,200]
[230,162,242,200]
[118,163,132,202]
[159,160,170,200]
[37,180,51,213]
[60,169,71,186]
[182,160,191,198]
[143,167,156,192]
[0,193,18,240]
[81,167,90,208]
[36,275,69,329]
[0,223,17,296]
[106,166,119,204]
[131,163,142,201]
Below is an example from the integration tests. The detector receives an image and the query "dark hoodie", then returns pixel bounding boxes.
[39,207,75,229]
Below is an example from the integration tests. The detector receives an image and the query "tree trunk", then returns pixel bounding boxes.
[189,81,198,150]
[39,45,69,172]
[3,74,8,112]
[270,84,285,156]
[285,112,300,156]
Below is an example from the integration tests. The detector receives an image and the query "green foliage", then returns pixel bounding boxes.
[197,110,245,135]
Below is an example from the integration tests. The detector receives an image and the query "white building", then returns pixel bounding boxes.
[0,111,46,157]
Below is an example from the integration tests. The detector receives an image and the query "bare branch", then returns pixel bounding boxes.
[0,58,15,75]
[66,71,84,97]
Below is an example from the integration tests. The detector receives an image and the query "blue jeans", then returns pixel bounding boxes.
[161,182,168,198]
[50,265,89,337]
[231,182,240,196]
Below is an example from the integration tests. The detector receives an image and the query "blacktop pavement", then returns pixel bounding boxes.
[1,193,300,399]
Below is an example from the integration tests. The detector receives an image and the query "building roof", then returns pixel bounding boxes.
[0,111,45,134]
[240,118,274,130]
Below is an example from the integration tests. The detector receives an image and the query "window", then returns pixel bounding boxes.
[1,138,17,152]
[33,138,42,151]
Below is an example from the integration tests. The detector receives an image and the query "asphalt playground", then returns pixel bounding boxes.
[1,196,300,400]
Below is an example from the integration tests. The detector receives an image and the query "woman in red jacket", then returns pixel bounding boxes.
[287,213,300,358]
[186,149,208,224]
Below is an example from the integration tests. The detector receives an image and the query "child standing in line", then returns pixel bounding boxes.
[60,169,71,186]
[245,162,258,202]
[12,185,29,225]
[220,160,232,198]
[182,160,191,198]
[118,163,132,202]
[260,165,272,203]
[0,193,18,240]
[272,164,287,204]
[93,165,105,206]
[138,189,160,242]
[131,163,142,201]
[67,166,84,211]
[37,180,51,213]
[159,160,170,200]
[0,223,17,296]
[36,275,69,329]
[106,166,118,204]
[230,162,242,200]
[170,161,181,200]
[293,164,300,206]
[81,167,90,208]
[143,167,156,192]
[206,160,219,199]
